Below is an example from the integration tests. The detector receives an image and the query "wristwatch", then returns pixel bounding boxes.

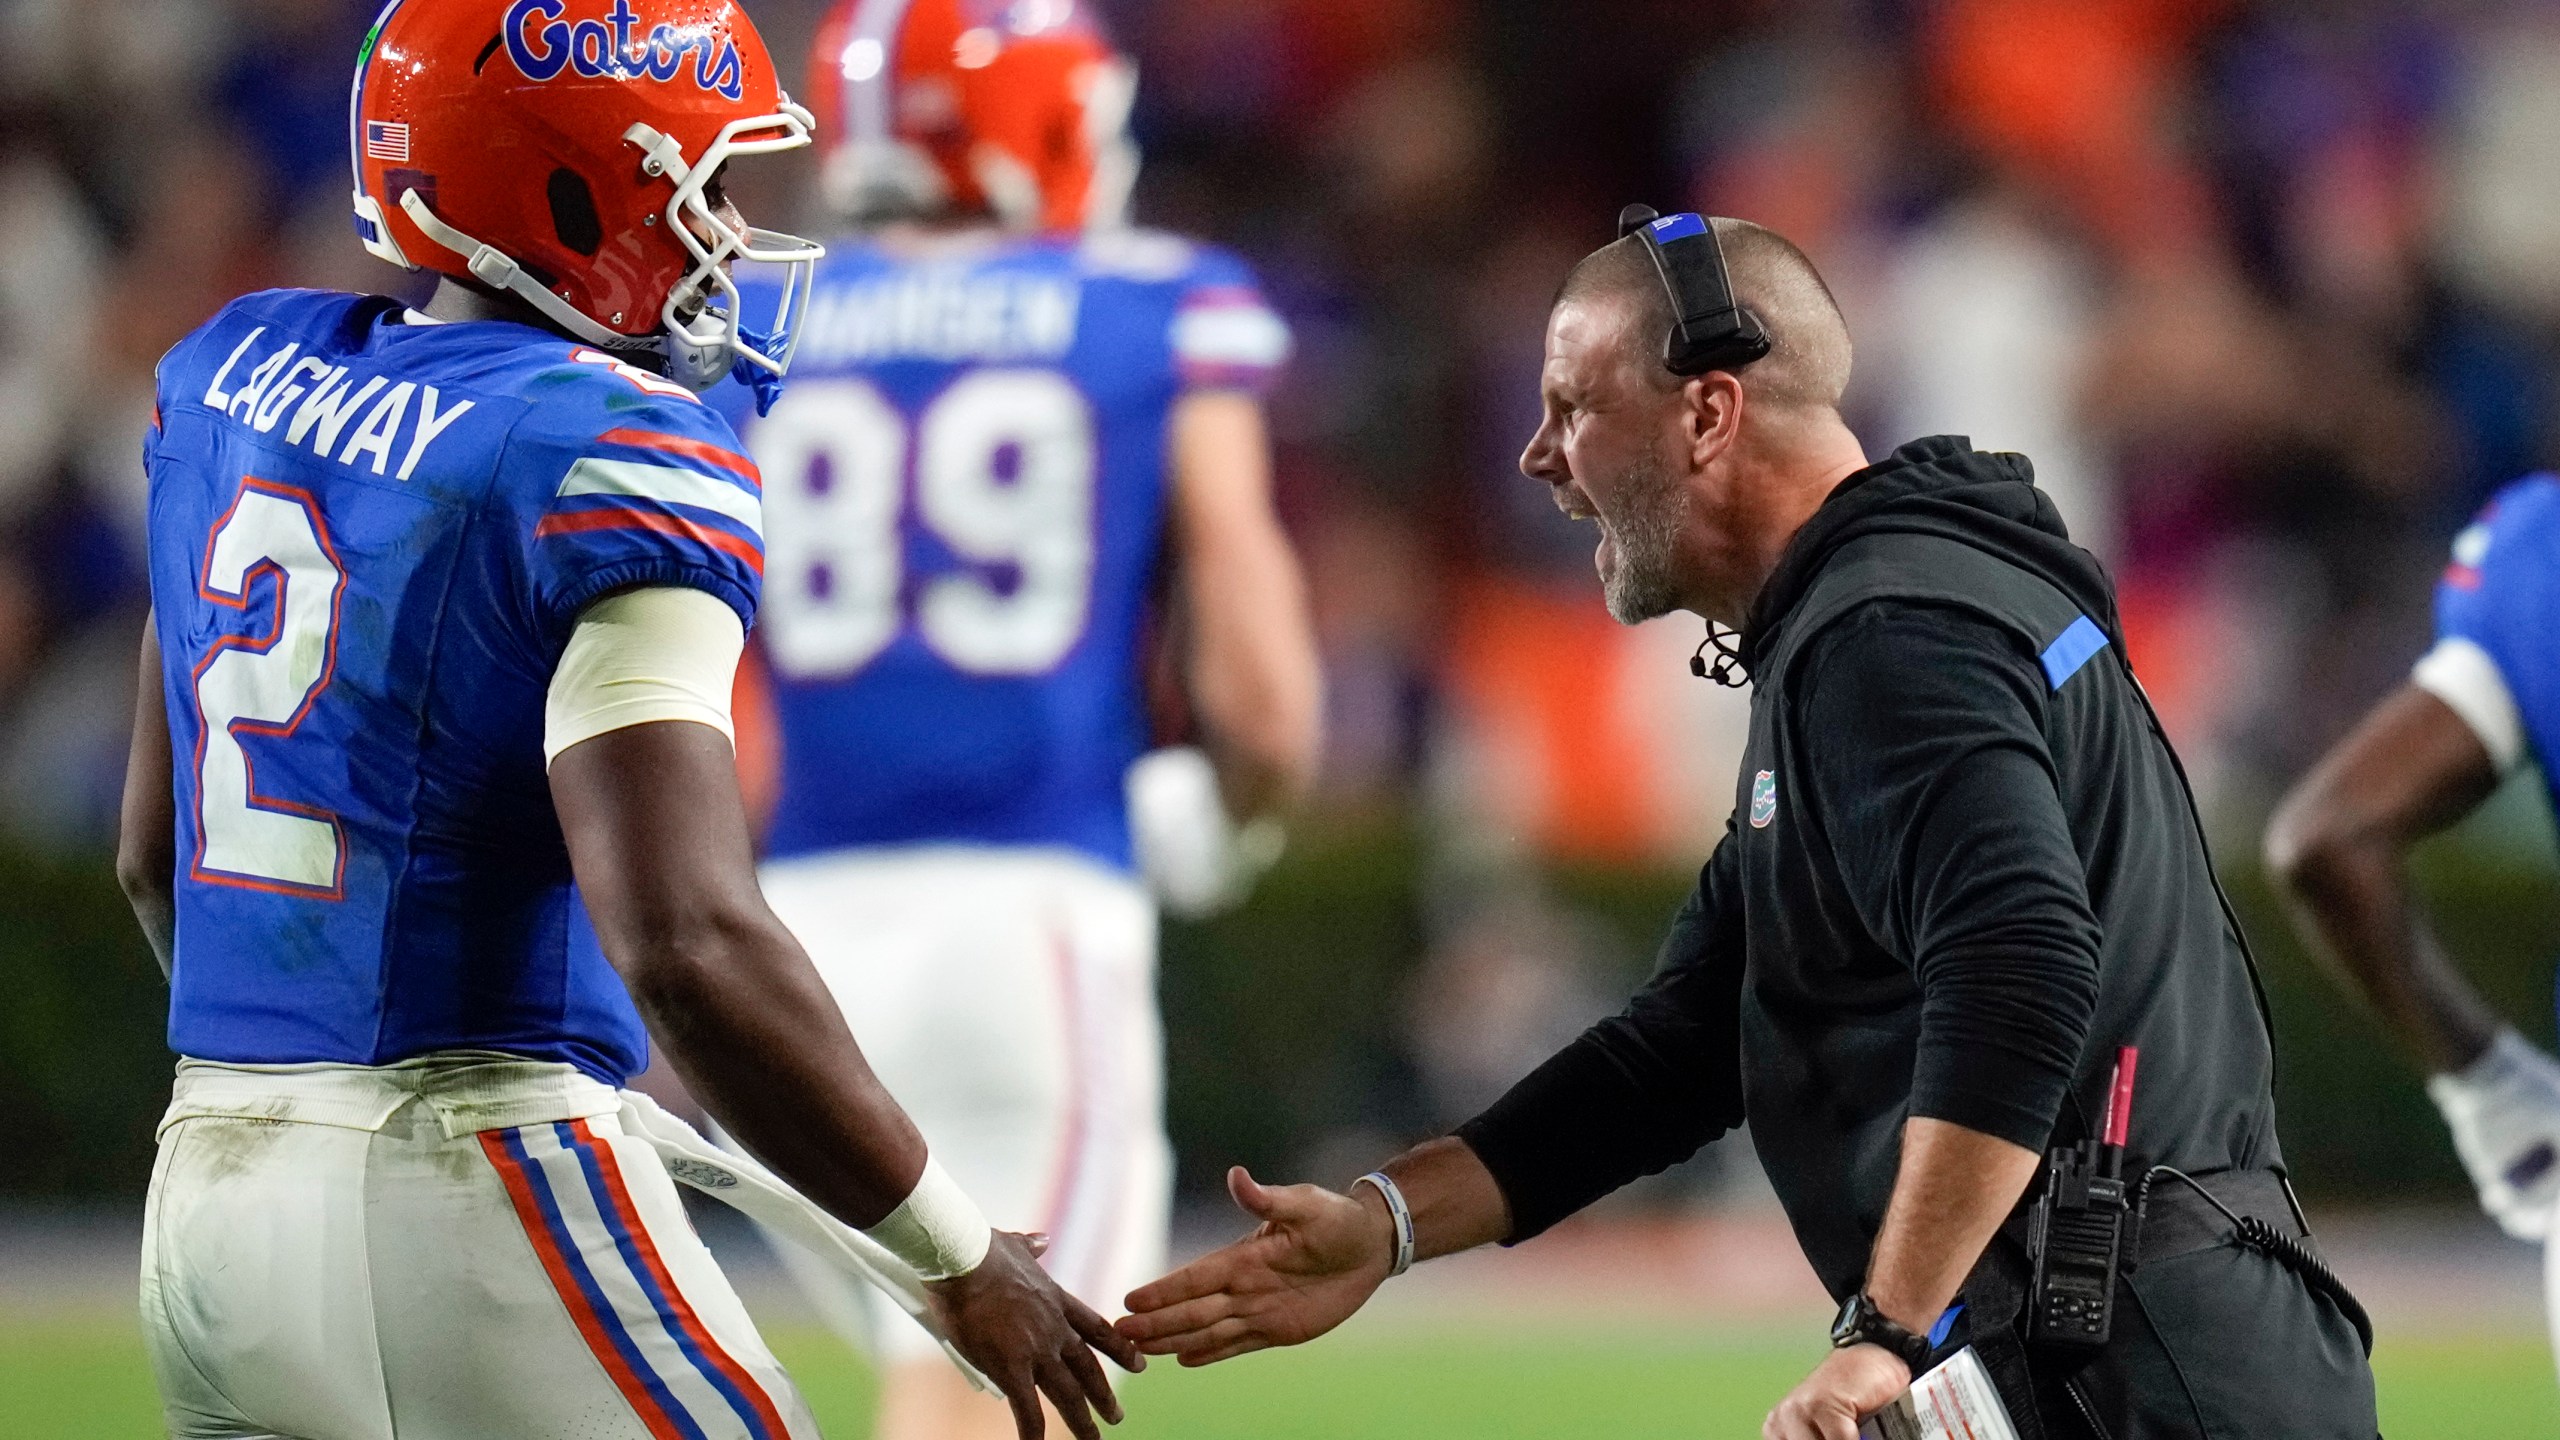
[1830,1292,1934,1371]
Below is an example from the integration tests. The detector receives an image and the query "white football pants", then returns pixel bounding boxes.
[141,1055,819,1440]
[750,846,1172,1365]
[2546,1193,2560,1387]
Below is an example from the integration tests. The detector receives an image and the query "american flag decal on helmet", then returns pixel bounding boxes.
[364,121,411,163]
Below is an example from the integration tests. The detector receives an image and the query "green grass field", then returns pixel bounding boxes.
[2,1313,2551,1438]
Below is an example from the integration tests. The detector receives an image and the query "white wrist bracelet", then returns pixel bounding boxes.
[862,1158,993,1282]
[1353,1171,1415,1277]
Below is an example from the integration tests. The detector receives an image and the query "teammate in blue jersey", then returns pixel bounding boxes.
[707,5,1322,1438]
[112,4,1137,1438]
[2270,473,2560,1379]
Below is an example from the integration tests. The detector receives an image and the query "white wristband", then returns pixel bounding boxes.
[862,1158,993,1282]
[1353,1171,1415,1277]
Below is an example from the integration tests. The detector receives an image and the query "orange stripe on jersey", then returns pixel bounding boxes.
[478,1131,689,1440]
[599,428,763,489]
[534,508,765,576]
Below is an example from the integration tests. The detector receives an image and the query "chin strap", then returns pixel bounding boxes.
[397,187,793,411]
[407,190,637,348]
[399,190,638,352]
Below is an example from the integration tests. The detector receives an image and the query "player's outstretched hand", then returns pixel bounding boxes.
[924,1230,1144,1440]
[2430,1028,2560,1240]
[1115,1165,1393,1367]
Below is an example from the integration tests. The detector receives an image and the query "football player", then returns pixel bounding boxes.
[113,2,1137,1437]
[710,3,1323,1437]
[2268,474,2560,1376]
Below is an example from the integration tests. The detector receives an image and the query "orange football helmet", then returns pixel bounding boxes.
[805,0,1139,233]
[350,0,823,389]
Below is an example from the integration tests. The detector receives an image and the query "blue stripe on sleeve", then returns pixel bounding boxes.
[2039,615,2109,691]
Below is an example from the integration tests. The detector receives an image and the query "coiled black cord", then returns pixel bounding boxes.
[1688,623,1749,687]
[2063,1376,2116,1440]
[2137,1167,2374,1356]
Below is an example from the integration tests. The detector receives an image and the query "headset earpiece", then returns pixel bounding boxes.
[1618,205,1771,377]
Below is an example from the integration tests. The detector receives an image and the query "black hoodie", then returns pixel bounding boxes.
[1457,436,2284,1299]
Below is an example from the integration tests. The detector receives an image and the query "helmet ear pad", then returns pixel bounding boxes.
[547,167,604,257]
[503,138,663,334]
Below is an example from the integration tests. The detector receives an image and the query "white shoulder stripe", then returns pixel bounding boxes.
[558,458,763,539]
[2413,636,2526,773]
[1171,305,1292,369]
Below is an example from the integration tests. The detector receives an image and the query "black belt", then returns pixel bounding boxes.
[2131,1166,2304,1264]
[1993,1165,2371,1355]
[1958,1166,2372,1440]
[2133,1166,2371,1356]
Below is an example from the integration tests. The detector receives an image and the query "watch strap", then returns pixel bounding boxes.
[1833,1293,1934,1370]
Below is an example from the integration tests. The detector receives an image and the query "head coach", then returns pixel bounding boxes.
[1115,211,2379,1440]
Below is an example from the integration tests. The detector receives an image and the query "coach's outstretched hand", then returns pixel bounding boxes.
[926,1230,1145,1440]
[1116,1165,1395,1366]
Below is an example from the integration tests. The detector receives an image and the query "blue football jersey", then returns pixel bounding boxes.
[713,229,1289,870]
[2431,474,2560,798]
[146,289,765,1083]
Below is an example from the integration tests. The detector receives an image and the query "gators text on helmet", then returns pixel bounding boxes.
[350,0,824,390]
[805,0,1138,234]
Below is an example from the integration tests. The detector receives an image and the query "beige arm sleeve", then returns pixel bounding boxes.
[2412,635,2526,775]
[543,586,746,768]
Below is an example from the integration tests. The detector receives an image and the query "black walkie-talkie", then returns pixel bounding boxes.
[2026,1046,2138,1351]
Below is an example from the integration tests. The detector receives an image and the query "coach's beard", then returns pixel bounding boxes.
[1597,446,1687,625]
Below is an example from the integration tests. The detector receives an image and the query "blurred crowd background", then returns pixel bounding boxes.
[6,0,2560,1217]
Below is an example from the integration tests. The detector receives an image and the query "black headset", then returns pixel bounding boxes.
[1617,206,1770,686]
[1617,204,1770,376]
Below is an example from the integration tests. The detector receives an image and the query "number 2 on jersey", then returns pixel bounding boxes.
[190,480,345,896]
[752,370,1097,680]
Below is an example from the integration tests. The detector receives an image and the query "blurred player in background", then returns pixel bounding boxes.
[2268,473,2560,1379]
[710,2,1322,1436]
[113,2,1139,1436]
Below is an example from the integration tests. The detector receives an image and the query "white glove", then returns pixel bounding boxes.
[2428,1028,2560,1241]
[1126,746,1285,919]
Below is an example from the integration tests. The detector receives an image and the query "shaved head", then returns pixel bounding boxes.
[1522,213,1871,629]
[1555,217,1852,411]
